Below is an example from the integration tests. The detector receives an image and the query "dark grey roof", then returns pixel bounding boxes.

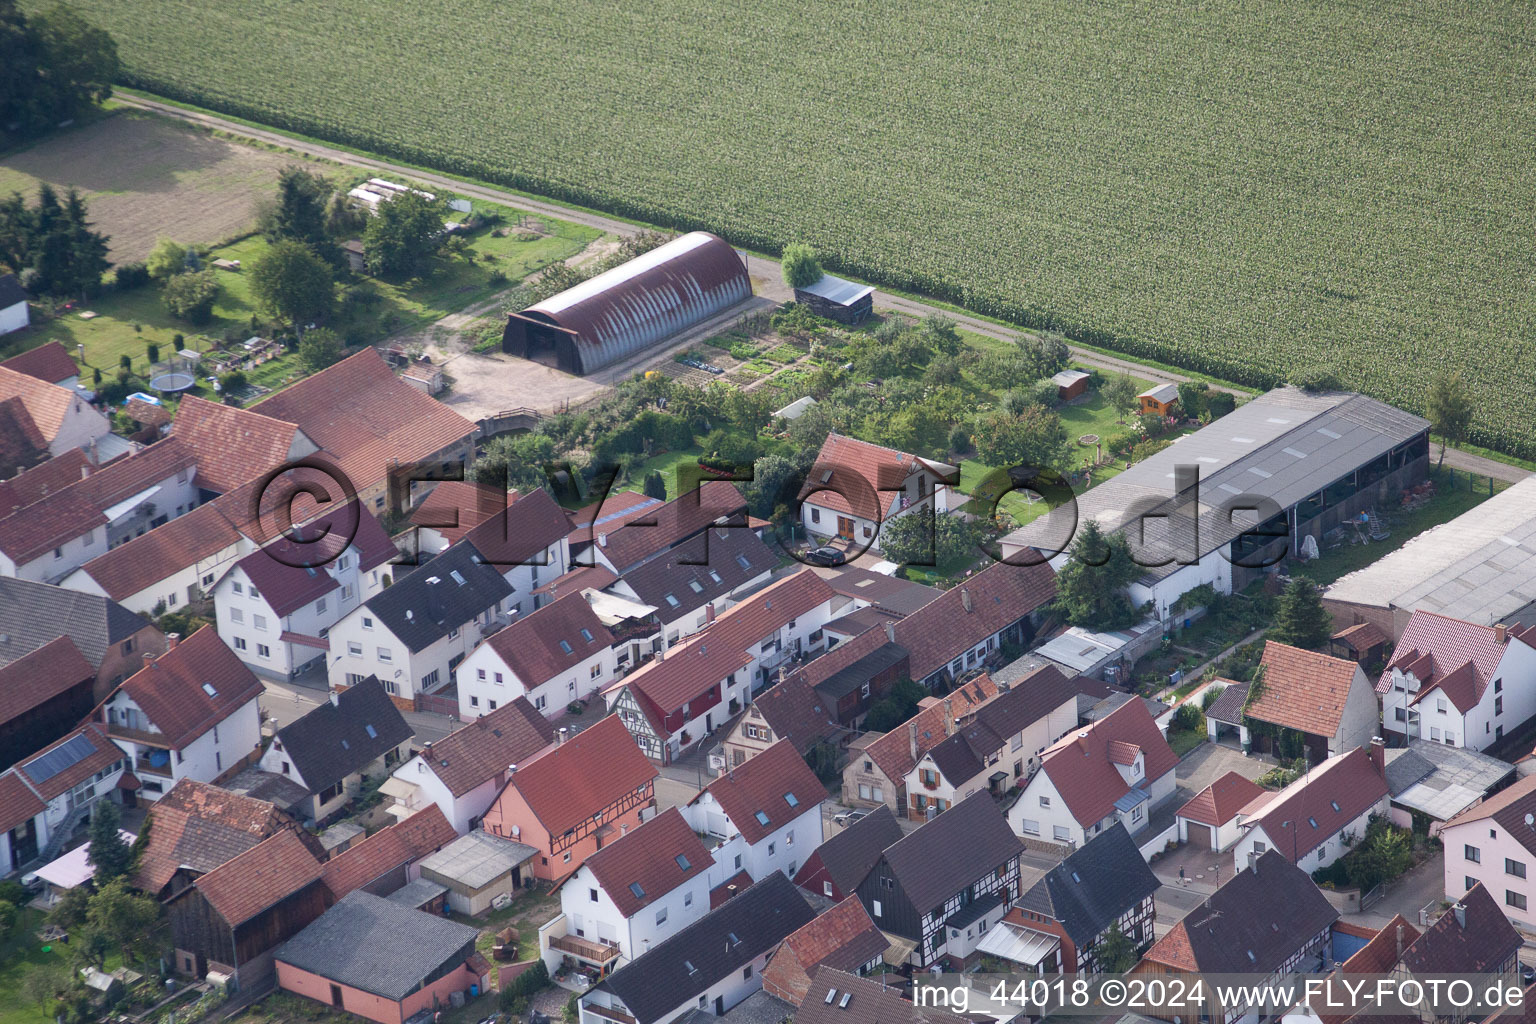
[275,890,478,1000]
[1003,388,1430,582]
[675,991,793,1024]
[598,872,814,1024]
[811,804,904,895]
[817,567,942,617]
[362,542,512,652]
[0,576,155,670]
[0,274,26,309]
[222,768,310,810]
[620,527,774,616]
[385,877,448,909]
[1204,682,1250,726]
[880,792,1022,914]
[934,665,1081,785]
[814,643,909,700]
[1084,690,1170,725]
[797,967,948,1024]
[1384,749,1437,796]
[946,890,1004,930]
[273,677,412,794]
[924,731,984,786]
[1016,823,1160,948]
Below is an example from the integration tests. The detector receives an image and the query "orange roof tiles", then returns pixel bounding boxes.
[170,395,305,494]
[1376,610,1532,715]
[409,481,514,545]
[0,635,92,726]
[582,807,714,917]
[501,715,657,837]
[321,805,456,899]
[0,341,80,384]
[862,675,1000,783]
[1243,746,1388,865]
[193,828,323,925]
[0,365,79,442]
[893,559,1057,681]
[1245,641,1363,738]
[423,697,554,797]
[763,896,886,1004]
[1176,771,1266,827]
[72,499,245,600]
[1037,699,1179,829]
[253,349,475,495]
[480,593,611,687]
[694,739,822,844]
[799,433,948,519]
[594,481,748,572]
[132,779,299,894]
[0,771,45,832]
[115,626,263,749]
[15,723,123,801]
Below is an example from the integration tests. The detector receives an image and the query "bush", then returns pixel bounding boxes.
[161,270,219,325]
[114,262,150,290]
[500,959,551,1010]
[1171,703,1204,734]
[220,369,248,394]
[781,243,822,289]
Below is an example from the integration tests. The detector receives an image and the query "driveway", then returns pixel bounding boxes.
[1176,742,1274,792]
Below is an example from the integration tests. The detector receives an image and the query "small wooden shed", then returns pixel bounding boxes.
[793,273,875,324]
[1052,369,1091,402]
[1138,382,1180,417]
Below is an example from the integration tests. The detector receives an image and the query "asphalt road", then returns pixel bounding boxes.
[116,92,1531,488]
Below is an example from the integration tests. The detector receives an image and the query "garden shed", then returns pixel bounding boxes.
[792,273,874,324]
[503,231,751,375]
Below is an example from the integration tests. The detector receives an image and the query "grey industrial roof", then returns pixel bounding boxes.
[1032,622,1157,675]
[1385,739,1515,822]
[797,274,875,306]
[1326,474,1536,627]
[418,830,537,890]
[275,890,478,1000]
[1003,388,1429,582]
[385,877,449,909]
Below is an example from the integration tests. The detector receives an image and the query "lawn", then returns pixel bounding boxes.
[609,447,706,502]
[0,206,597,394]
[55,0,1536,457]
[0,908,62,1024]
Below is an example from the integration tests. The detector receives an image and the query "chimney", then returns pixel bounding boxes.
[507,762,519,776]
[558,726,568,746]
[598,533,608,548]
[143,652,154,669]
[329,689,340,707]
[1076,730,1090,755]
[1453,903,1466,929]
[706,604,716,623]
[1247,850,1258,874]
[422,741,433,760]
[1395,924,1404,960]
[1368,736,1385,779]
[908,720,919,763]
[961,587,973,613]
[167,633,180,649]
[942,698,955,736]
[1496,623,1508,645]
[884,620,896,645]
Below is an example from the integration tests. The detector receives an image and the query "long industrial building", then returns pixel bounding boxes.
[999,387,1430,617]
[502,231,751,375]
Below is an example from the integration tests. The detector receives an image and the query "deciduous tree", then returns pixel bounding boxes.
[1425,371,1473,468]
[1053,520,1140,630]
[363,189,448,277]
[250,238,334,334]
[974,404,1072,473]
[160,269,219,325]
[1104,374,1139,420]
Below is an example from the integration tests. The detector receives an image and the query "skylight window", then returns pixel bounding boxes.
[736,554,751,570]
[450,570,466,585]
[685,960,698,975]
[784,792,799,808]
[201,683,218,698]
[754,810,771,826]
[665,594,680,608]
[365,724,377,739]
[1330,801,1340,813]
[580,628,595,643]
[708,571,723,584]
[1071,871,1081,883]
[341,739,350,750]
[629,883,646,899]
[560,640,574,654]
[689,580,704,594]
[1307,816,1318,828]
[675,854,691,871]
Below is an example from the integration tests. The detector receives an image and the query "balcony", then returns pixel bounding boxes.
[549,933,620,966]
[106,723,170,748]
[134,755,174,779]
[585,1004,637,1024]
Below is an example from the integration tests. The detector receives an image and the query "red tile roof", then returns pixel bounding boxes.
[1037,698,1179,829]
[234,504,396,617]
[0,635,92,726]
[480,593,611,687]
[764,896,886,1004]
[749,675,840,754]
[582,806,714,917]
[458,488,573,570]
[0,448,90,513]
[0,770,45,832]
[423,697,554,797]
[0,396,47,475]
[1401,882,1521,974]
[1376,610,1534,715]
[0,341,79,384]
[321,805,456,899]
[1242,746,1388,865]
[72,499,245,600]
[798,433,949,519]
[0,437,199,564]
[693,738,822,845]
[594,481,748,572]
[531,565,619,599]
[893,559,1057,681]
[1332,621,1387,652]
[1106,739,1141,766]
[862,676,1000,783]
[614,570,835,717]
[193,828,323,925]
[0,365,79,442]
[1176,771,1266,827]
[115,626,263,750]
[568,490,664,548]
[132,779,301,893]
[1342,914,1419,974]
[1244,642,1365,738]
[124,398,172,428]
[790,626,895,691]
[254,349,475,494]
[169,395,304,494]
[501,715,657,837]
[409,481,514,545]
[15,723,124,801]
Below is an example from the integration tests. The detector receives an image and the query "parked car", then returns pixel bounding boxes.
[834,809,868,827]
[804,545,845,566]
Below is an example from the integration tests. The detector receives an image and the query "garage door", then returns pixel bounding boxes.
[1186,822,1213,849]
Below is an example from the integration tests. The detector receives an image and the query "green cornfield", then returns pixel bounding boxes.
[42,0,1536,455]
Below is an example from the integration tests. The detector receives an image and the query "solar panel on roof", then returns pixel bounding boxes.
[23,733,97,784]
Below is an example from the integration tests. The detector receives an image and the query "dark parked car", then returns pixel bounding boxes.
[803,546,846,566]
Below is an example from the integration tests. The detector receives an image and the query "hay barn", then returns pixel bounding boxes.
[503,231,750,375]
